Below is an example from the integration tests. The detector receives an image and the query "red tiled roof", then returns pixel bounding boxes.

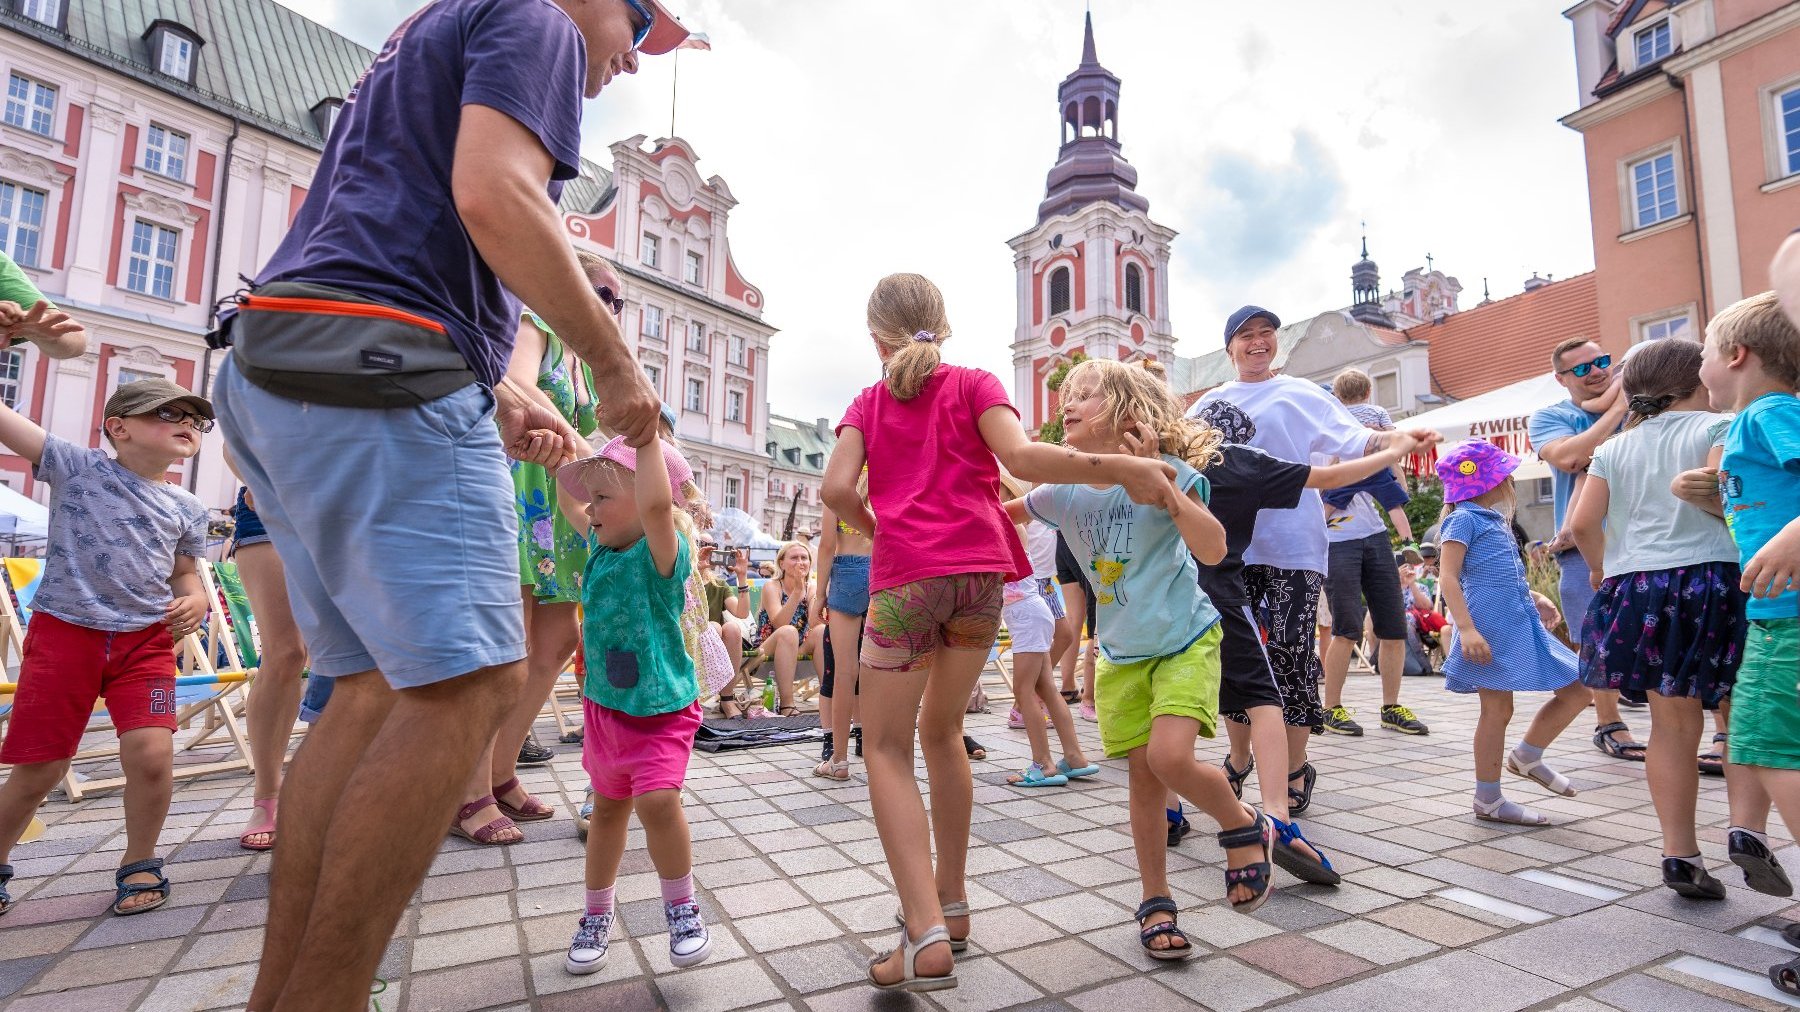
[1416,272,1599,401]
[1605,0,1644,37]
[1366,325,1412,347]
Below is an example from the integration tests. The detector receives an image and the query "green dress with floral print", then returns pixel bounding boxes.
[513,313,600,603]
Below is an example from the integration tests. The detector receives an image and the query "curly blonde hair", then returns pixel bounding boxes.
[1062,358,1223,471]
[867,273,952,401]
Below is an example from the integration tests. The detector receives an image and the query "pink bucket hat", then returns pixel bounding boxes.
[1435,440,1520,504]
[557,435,694,501]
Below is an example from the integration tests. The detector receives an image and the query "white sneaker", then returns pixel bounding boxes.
[666,899,713,968]
[565,911,613,975]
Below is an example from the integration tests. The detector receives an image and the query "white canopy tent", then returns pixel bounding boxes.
[1402,372,1569,482]
[0,483,49,545]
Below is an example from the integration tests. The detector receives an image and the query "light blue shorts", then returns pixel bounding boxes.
[214,358,526,689]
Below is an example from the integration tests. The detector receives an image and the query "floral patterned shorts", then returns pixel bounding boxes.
[862,573,1005,673]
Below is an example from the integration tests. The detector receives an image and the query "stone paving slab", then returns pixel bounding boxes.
[3,675,1800,1010]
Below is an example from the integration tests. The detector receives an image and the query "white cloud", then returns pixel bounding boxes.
[304,0,1595,419]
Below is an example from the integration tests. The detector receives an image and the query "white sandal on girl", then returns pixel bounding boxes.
[867,924,957,992]
[1473,795,1550,825]
[1505,752,1577,797]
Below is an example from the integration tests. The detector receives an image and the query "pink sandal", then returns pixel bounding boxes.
[492,777,556,822]
[238,798,278,852]
[449,795,521,845]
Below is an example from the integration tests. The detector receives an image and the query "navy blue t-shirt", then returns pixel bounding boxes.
[255,0,586,389]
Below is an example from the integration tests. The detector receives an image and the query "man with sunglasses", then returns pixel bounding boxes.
[214,1,693,1007]
[1529,336,1637,759]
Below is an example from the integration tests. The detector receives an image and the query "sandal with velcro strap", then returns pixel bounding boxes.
[1592,722,1646,761]
[1269,815,1341,886]
[1134,896,1193,960]
[1218,808,1276,914]
[112,858,171,916]
[1286,762,1317,815]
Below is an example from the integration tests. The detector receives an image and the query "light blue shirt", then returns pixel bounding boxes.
[1528,398,1607,528]
[1024,455,1219,663]
[1722,393,1800,620]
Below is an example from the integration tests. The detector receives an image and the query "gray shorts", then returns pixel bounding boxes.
[214,358,526,688]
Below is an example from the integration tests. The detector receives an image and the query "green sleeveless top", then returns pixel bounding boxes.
[513,313,600,603]
[580,533,698,717]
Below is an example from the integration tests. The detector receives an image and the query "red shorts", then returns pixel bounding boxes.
[0,612,178,764]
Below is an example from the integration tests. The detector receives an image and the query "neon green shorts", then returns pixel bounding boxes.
[1729,619,1800,771]
[1095,623,1223,759]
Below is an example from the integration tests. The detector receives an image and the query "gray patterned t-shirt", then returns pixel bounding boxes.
[30,434,208,631]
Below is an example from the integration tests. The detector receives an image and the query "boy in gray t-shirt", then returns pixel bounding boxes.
[0,378,211,919]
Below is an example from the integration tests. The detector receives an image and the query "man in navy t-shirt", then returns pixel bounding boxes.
[215,2,691,1007]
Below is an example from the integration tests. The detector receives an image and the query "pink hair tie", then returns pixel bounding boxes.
[912,331,937,343]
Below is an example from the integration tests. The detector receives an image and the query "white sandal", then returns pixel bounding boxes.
[867,924,958,992]
[813,758,850,781]
[894,899,969,951]
[1506,752,1577,797]
[1473,796,1550,825]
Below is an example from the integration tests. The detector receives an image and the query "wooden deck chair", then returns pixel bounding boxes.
[0,558,41,746]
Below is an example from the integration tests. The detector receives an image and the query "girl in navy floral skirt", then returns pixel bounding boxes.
[1568,338,1754,901]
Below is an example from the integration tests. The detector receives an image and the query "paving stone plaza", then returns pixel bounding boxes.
[2,673,1798,1011]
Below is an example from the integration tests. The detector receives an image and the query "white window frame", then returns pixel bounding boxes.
[643,361,662,394]
[640,232,660,268]
[1633,19,1671,68]
[1618,143,1684,234]
[1535,477,1555,505]
[0,179,49,268]
[685,376,705,413]
[726,388,744,423]
[20,0,60,28]
[1630,303,1699,344]
[142,123,189,181]
[4,73,56,137]
[687,319,707,353]
[724,476,741,510]
[641,304,664,342]
[1760,75,1800,189]
[728,334,746,366]
[159,34,194,79]
[684,250,703,286]
[0,346,28,410]
[125,218,181,300]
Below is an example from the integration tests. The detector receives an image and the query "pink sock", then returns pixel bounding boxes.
[585,886,615,916]
[660,873,694,906]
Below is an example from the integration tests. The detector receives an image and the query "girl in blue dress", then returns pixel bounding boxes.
[1436,441,1593,826]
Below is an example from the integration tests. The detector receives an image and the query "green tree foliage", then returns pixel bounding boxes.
[1035,351,1088,445]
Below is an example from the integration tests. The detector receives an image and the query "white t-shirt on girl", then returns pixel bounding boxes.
[1025,519,1057,580]
[1189,375,1371,574]
[1587,410,1737,578]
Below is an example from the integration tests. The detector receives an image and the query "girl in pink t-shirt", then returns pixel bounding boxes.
[825,273,1176,993]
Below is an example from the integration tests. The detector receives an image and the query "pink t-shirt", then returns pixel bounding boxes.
[838,364,1031,593]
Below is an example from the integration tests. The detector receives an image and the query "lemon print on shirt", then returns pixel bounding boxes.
[1091,557,1128,605]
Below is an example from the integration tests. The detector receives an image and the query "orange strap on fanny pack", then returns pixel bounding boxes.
[238,294,447,334]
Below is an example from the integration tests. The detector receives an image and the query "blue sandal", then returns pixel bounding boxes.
[1218,809,1275,913]
[1134,896,1193,961]
[1008,763,1069,788]
[1269,815,1340,886]
[0,862,13,917]
[112,858,170,916]
[1055,758,1100,780]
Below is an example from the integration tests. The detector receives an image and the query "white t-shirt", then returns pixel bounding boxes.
[1325,492,1388,544]
[1587,410,1737,578]
[1024,519,1057,580]
[1190,375,1372,573]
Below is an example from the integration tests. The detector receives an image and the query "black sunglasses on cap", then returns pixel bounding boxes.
[594,285,624,317]
[1559,353,1611,378]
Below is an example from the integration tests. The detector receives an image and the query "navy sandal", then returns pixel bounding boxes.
[1223,755,1254,801]
[1218,809,1276,913]
[1269,815,1341,886]
[1698,732,1726,777]
[1133,896,1193,961]
[112,858,170,916]
[1286,763,1317,815]
[0,862,13,917]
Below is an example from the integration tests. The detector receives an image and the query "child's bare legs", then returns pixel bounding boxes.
[1036,662,1090,767]
[1131,715,1259,932]
[1645,693,1705,857]
[1080,640,1098,709]
[1473,689,1516,808]
[863,646,987,986]
[635,789,693,880]
[585,795,634,890]
[1388,507,1414,544]
[1011,653,1055,770]
[1721,699,1774,833]
[1519,681,1593,751]
[827,610,863,764]
[1058,588,1086,695]
[0,758,72,874]
[237,541,307,832]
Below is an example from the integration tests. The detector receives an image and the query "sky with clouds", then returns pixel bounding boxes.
[306,0,1598,422]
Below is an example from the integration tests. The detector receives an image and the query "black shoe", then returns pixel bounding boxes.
[1166,814,1191,848]
[849,725,863,757]
[1322,706,1363,736]
[517,739,555,767]
[1287,763,1317,815]
[1729,829,1795,897]
[1380,704,1429,736]
[1662,857,1726,900]
[820,731,834,763]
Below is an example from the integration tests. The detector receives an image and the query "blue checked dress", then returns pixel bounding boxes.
[1440,504,1578,694]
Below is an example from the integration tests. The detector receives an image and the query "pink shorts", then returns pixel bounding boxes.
[582,698,701,801]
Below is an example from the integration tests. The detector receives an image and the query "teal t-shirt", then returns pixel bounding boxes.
[1023,454,1220,663]
[1721,392,1800,620]
[580,532,699,716]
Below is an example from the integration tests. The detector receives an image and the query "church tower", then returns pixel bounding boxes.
[1008,13,1177,431]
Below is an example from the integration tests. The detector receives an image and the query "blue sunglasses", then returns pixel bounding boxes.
[622,0,656,50]
[1559,353,1611,378]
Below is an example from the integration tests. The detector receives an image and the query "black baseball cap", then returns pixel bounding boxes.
[1224,306,1281,346]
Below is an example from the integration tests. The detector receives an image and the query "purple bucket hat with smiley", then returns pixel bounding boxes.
[1435,440,1520,504]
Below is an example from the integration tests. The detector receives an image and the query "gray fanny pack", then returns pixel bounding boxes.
[221,282,478,408]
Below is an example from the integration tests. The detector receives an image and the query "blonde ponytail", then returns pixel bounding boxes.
[867,273,952,401]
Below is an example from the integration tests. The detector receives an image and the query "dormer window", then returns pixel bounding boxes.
[1634,20,1671,67]
[144,21,204,85]
[17,0,65,30]
[310,97,344,140]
